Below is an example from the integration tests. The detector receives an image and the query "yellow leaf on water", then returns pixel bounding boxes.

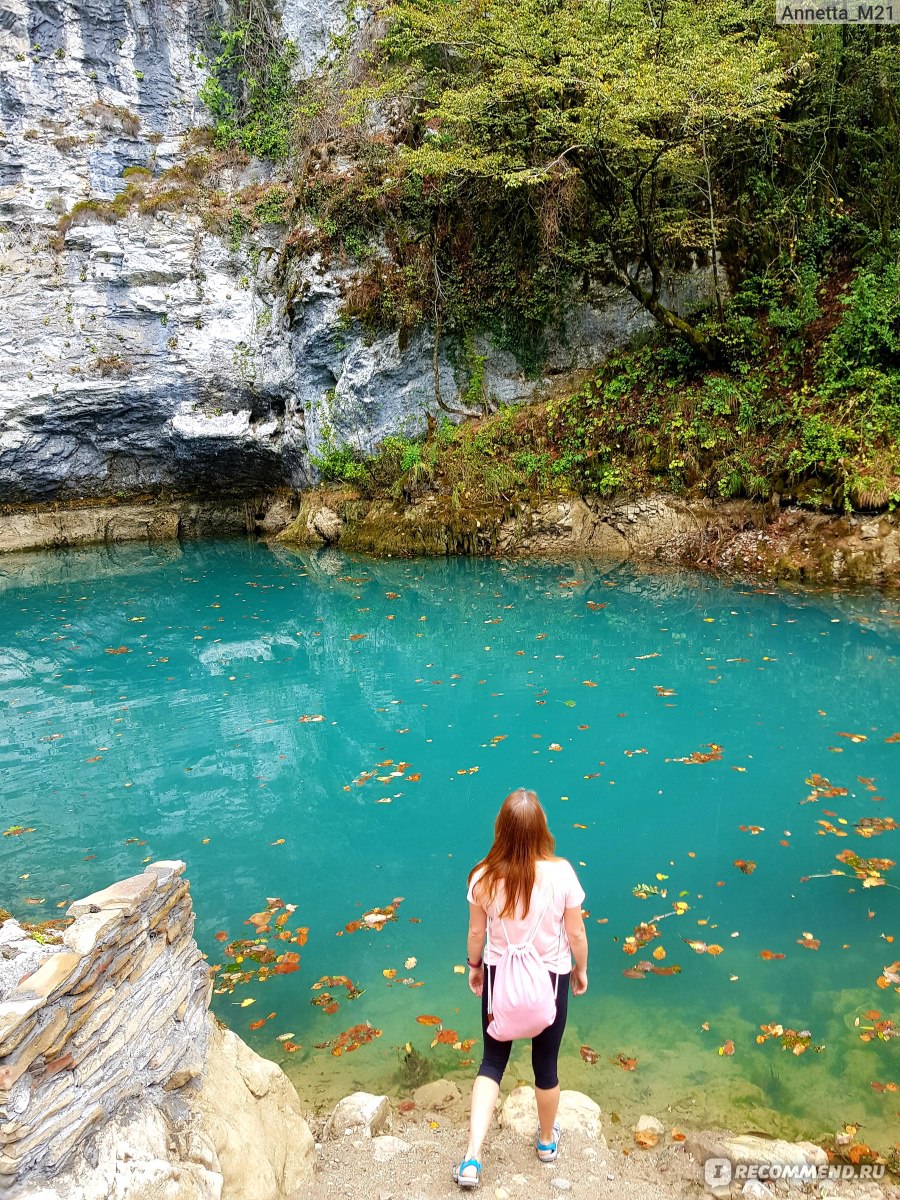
[453,965,466,974]
[239,998,256,1008]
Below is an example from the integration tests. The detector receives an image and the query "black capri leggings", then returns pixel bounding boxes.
[476,965,570,1090]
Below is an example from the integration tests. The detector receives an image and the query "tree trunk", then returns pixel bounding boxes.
[610,264,718,362]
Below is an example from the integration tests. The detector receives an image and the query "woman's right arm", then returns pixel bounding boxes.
[564,905,588,995]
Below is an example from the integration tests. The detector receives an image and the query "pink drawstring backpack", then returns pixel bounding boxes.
[485,889,562,1041]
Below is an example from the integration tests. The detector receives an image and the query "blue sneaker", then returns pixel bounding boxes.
[452,1157,482,1188]
[536,1121,561,1163]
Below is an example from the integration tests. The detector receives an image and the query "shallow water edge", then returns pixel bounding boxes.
[2,489,899,586]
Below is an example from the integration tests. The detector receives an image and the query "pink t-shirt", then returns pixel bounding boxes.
[466,857,585,973]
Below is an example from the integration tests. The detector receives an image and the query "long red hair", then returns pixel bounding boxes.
[468,788,555,918]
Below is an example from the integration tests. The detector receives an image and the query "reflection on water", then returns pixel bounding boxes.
[1,540,898,1149]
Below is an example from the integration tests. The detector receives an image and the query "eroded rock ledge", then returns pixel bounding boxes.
[1,488,898,586]
[278,490,900,586]
[0,863,314,1199]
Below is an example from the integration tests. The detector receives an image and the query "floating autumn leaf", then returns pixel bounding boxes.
[706,945,724,957]
[431,1029,459,1046]
[404,956,417,970]
[718,1039,735,1056]
[612,1052,637,1070]
[649,965,682,976]
[885,733,900,744]
[383,968,397,979]
[738,825,765,835]
[548,743,562,752]
[733,860,757,875]
[3,826,35,837]
[416,1014,443,1026]
[652,946,666,961]
[837,732,867,743]
[684,938,708,954]
[282,1041,300,1053]
[836,848,895,887]
[857,816,898,838]
[274,951,300,975]
[316,1022,382,1056]
[654,686,676,697]
[632,882,661,900]
[759,950,786,961]
[858,1015,898,1044]
[298,714,325,724]
[580,1045,599,1065]
[586,601,607,610]
[757,1024,822,1054]
[249,1019,267,1031]
[311,976,364,999]
[453,965,466,974]
[797,932,821,950]
[214,931,228,942]
[634,1129,659,1149]
[349,634,367,642]
[104,646,130,654]
[668,743,723,765]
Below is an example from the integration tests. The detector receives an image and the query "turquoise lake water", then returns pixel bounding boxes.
[1,539,898,1148]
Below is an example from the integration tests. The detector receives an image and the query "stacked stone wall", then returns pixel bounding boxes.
[0,861,210,1191]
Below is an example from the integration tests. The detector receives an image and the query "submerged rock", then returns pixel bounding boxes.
[412,1078,461,1112]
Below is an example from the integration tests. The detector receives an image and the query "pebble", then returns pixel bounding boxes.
[741,1182,774,1199]
[510,1174,528,1186]
[550,1180,572,1191]
[494,1189,509,1200]
[582,1147,597,1158]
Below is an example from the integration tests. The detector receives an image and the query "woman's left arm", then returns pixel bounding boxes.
[466,902,487,996]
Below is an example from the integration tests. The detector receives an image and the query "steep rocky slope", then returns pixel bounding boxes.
[0,0,711,503]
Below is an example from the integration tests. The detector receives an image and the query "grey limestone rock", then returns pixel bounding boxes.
[0,0,713,507]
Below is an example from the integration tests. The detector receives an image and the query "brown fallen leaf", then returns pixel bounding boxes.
[634,1129,659,1149]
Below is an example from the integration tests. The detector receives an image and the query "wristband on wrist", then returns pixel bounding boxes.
[467,957,483,969]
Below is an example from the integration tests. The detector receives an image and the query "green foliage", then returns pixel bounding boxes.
[819,258,900,393]
[314,254,899,513]
[253,186,290,225]
[310,441,369,483]
[200,0,297,160]
[352,0,789,357]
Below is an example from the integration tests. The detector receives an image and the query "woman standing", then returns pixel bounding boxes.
[453,788,589,1189]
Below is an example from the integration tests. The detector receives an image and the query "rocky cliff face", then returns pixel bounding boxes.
[0,0,706,504]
